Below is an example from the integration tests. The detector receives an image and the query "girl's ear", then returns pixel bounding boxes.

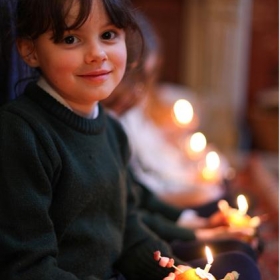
[16,38,39,68]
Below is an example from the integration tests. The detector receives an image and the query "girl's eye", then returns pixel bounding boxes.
[101,31,117,40]
[63,35,79,44]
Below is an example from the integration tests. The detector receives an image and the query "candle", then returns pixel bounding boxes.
[197,151,221,184]
[184,132,207,160]
[154,250,239,280]
[218,196,261,228]
[204,246,213,273]
[237,194,248,215]
[172,99,194,127]
[228,195,251,227]
[176,246,216,280]
[203,151,220,180]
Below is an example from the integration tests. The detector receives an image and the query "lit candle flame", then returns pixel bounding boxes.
[205,246,213,265]
[204,246,213,273]
[205,151,220,170]
[200,151,221,182]
[237,194,248,215]
[173,99,194,125]
[189,132,207,153]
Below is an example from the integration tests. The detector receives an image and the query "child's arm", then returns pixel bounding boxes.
[114,175,185,280]
[0,111,81,280]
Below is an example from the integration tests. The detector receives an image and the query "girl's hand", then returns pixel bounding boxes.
[163,272,177,280]
[154,251,192,279]
[154,250,175,268]
[207,210,229,228]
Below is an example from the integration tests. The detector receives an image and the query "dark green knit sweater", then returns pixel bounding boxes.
[131,177,196,242]
[0,83,177,280]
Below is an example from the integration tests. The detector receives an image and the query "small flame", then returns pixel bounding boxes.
[173,99,194,125]
[237,194,248,215]
[189,132,207,153]
[205,151,220,171]
[205,246,213,265]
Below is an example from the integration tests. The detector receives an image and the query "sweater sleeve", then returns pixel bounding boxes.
[140,210,196,242]
[131,171,184,222]
[0,111,84,280]
[115,175,188,280]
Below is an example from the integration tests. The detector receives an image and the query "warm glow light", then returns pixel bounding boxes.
[205,246,213,265]
[249,216,261,227]
[200,151,221,183]
[205,151,220,170]
[173,99,194,125]
[189,132,207,153]
[237,194,248,215]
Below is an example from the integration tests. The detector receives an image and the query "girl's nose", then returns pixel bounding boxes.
[85,44,108,64]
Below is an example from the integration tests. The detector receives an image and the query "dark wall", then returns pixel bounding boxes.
[132,0,185,84]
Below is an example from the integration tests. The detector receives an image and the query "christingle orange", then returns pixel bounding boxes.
[175,268,216,280]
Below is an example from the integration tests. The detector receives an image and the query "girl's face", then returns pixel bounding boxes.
[20,0,127,117]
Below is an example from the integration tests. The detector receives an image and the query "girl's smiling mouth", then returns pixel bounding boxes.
[78,69,112,82]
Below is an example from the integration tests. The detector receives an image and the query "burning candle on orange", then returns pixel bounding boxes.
[218,195,261,228]
[227,194,250,227]
[154,250,239,280]
[185,132,207,160]
[173,99,194,127]
[176,246,216,280]
[198,151,221,183]
[237,194,248,215]
[204,246,213,273]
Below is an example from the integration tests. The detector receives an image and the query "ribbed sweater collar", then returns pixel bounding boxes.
[24,82,106,135]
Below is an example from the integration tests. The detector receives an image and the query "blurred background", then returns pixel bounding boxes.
[130,1,278,278]
[131,0,278,157]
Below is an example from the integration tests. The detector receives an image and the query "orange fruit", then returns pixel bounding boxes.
[175,269,216,280]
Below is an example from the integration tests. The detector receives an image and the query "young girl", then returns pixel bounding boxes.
[0,0,261,280]
[0,0,176,279]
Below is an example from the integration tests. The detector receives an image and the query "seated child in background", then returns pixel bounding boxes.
[102,10,232,211]
[119,81,232,210]
[103,11,262,262]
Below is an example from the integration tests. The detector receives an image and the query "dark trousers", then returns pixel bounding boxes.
[171,239,258,262]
